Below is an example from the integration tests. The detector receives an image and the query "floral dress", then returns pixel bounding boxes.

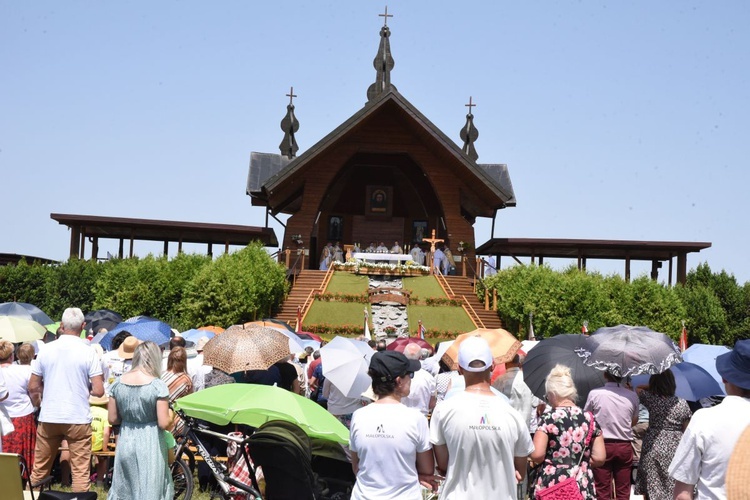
[534,406,600,499]
[635,391,692,499]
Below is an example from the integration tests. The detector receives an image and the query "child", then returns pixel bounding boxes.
[90,395,111,487]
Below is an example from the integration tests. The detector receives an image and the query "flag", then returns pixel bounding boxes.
[364,308,371,341]
[418,320,426,340]
[296,305,302,334]
[679,322,688,352]
[528,313,536,341]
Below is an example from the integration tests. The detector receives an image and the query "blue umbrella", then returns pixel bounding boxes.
[631,361,725,400]
[682,343,731,394]
[0,302,54,326]
[179,328,216,343]
[96,319,172,350]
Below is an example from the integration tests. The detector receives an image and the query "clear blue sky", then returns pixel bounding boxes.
[2,2,748,283]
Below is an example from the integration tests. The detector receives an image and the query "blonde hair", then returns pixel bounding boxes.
[0,340,13,362]
[17,343,35,365]
[545,364,578,403]
[131,341,163,378]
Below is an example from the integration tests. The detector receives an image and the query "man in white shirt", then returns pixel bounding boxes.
[29,307,104,493]
[400,344,436,416]
[390,241,403,254]
[484,255,497,277]
[669,339,750,500]
[410,244,425,266]
[430,337,534,499]
[432,245,446,275]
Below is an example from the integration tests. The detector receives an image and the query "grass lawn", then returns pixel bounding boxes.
[406,305,474,334]
[324,272,369,294]
[304,301,370,326]
[402,276,446,299]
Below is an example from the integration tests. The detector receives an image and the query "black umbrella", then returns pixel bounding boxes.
[577,325,683,378]
[0,302,54,326]
[523,334,607,406]
[84,309,123,335]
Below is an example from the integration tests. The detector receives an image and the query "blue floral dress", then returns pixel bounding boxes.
[108,378,173,500]
[534,406,601,499]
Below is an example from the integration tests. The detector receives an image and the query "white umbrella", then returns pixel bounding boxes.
[0,316,47,343]
[320,336,374,398]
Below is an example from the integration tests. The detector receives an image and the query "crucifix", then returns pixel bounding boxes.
[286,86,297,105]
[379,5,393,26]
[422,229,444,253]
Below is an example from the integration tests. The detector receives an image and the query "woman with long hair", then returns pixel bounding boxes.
[108,341,173,499]
[531,364,606,499]
[161,346,193,435]
[634,370,692,499]
[0,341,36,473]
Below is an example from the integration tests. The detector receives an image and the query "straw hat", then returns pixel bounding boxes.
[726,424,750,500]
[89,394,110,406]
[195,336,210,352]
[117,336,141,360]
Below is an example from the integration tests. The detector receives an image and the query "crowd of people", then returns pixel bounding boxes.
[1,307,750,500]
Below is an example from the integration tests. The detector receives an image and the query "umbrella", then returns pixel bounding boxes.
[45,321,87,339]
[179,328,216,343]
[84,309,123,335]
[631,362,724,401]
[577,325,683,378]
[682,343,731,393]
[523,334,607,405]
[173,384,348,444]
[319,336,374,398]
[442,328,522,371]
[202,325,291,374]
[0,302,54,326]
[0,316,47,343]
[96,319,173,350]
[198,325,225,336]
[386,337,434,355]
[243,321,307,353]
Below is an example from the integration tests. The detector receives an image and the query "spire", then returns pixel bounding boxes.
[460,96,479,161]
[279,87,299,158]
[367,6,397,102]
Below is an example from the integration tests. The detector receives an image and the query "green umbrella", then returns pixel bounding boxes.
[0,316,47,343]
[173,384,349,445]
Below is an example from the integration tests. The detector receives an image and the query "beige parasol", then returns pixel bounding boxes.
[442,327,522,370]
[202,324,291,374]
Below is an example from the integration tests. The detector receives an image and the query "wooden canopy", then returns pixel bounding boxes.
[0,253,58,266]
[51,213,278,260]
[476,237,712,284]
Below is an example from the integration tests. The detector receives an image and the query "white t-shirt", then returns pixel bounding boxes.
[0,364,34,417]
[401,369,436,416]
[32,335,102,424]
[349,403,431,500]
[669,395,750,500]
[430,391,534,500]
[102,349,133,395]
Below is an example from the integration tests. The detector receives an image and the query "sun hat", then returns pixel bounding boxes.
[716,339,750,390]
[726,424,750,500]
[369,351,421,382]
[458,336,493,372]
[117,336,141,360]
[195,336,210,352]
[89,395,110,406]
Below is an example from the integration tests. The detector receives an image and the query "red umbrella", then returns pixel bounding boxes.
[386,337,434,355]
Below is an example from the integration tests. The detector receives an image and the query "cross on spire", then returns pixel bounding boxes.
[465,96,476,114]
[379,6,393,26]
[286,86,297,105]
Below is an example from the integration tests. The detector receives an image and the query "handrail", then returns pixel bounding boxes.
[298,262,336,329]
[434,272,456,298]
[461,295,485,329]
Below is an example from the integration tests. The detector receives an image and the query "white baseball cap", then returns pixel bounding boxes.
[458,336,493,372]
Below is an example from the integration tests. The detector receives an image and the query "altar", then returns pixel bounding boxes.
[352,252,413,264]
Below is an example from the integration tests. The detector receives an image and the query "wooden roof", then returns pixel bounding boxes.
[0,253,58,266]
[476,238,711,261]
[51,213,278,252]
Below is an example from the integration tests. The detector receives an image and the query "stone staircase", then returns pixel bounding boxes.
[442,275,503,329]
[273,270,328,326]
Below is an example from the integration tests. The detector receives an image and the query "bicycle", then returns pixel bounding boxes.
[172,409,262,500]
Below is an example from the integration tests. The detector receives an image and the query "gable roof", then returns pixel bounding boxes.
[248,89,515,208]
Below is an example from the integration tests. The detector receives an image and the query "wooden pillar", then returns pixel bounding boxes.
[668,257,673,286]
[676,253,687,285]
[178,239,183,254]
[581,257,587,271]
[118,238,124,259]
[492,289,498,310]
[129,231,134,258]
[462,256,466,277]
[92,237,99,261]
[69,226,81,259]
[79,229,86,259]
[285,249,291,268]
[484,289,489,310]
[163,241,169,256]
[650,260,660,281]
[625,256,631,283]
[207,243,213,257]
[539,256,544,266]
[225,242,230,254]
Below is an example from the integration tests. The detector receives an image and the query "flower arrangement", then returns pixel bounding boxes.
[457,241,471,253]
[383,325,397,335]
[333,260,430,275]
[290,234,303,245]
